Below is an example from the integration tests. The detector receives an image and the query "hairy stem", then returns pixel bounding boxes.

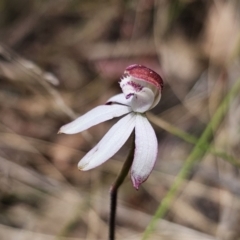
[109,133,135,240]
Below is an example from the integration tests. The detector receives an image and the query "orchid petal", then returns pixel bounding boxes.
[59,105,131,134]
[151,92,161,109]
[130,88,155,113]
[78,113,136,170]
[131,114,158,189]
[106,93,131,106]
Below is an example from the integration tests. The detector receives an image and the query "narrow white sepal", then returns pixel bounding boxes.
[106,93,131,106]
[130,88,155,113]
[59,105,131,134]
[131,114,158,189]
[78,113,136,170]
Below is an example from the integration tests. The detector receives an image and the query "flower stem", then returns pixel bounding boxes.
[109,133,135,240]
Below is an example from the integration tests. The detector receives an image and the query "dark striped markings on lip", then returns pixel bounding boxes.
[124,64,164,92]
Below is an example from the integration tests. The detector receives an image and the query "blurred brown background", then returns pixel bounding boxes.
[0,0,240,239]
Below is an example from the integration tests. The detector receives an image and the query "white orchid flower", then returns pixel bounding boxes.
[59,64,164,189]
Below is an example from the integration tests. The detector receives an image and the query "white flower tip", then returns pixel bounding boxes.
[131,174,146,190]
[58,126,66,134]
[124,64,164,92]
[78,161,90,171]
[58,125,68,134]
[78,164,86,171]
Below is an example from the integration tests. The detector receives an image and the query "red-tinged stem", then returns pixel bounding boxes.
[109,133,135,240]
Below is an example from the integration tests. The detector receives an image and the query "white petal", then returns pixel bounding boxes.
[130,88,155,113]
[106,93,131,106]
[151,92,161,109]
[78,113,136,170]
[131,114,158,189]
[59,105,131,134]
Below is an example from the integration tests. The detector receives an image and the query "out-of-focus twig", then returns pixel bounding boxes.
[147,112,240,168]
[0,43,93,142]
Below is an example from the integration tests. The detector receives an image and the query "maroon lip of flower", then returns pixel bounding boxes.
[124,64,164,92]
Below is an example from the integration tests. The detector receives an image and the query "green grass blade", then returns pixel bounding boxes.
[147,113,240,167]
[142,77,240,240]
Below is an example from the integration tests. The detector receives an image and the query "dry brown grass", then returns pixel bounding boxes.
[0,0,240,239]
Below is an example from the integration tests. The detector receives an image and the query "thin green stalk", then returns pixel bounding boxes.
[147,112,197,145]
[109,134,135,240]
[142,77,240,240]
[147,114,240,167]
